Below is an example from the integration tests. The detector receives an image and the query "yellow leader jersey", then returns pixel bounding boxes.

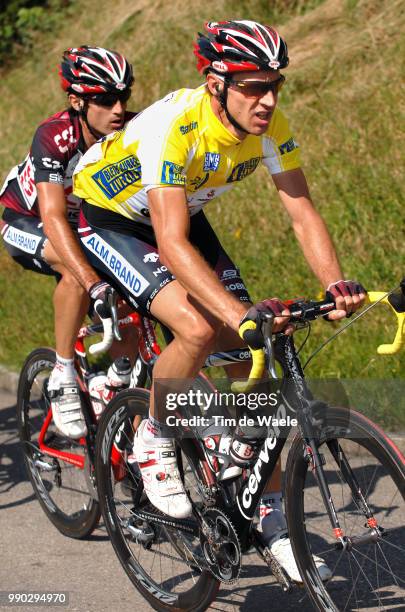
[73,85,300,225]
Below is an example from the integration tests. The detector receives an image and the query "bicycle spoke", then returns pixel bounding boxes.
[349,550,387,609]
[287,408,405,612]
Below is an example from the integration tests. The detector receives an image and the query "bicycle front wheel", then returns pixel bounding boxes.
[17,348,100,538]
[285,406,405,611]
[95,387,219,611]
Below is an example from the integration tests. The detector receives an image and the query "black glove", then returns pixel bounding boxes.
[89,280,116,320]
[239,298,287,349]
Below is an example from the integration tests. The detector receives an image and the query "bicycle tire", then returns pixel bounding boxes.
[285,406,405,611]
[17,348,100,539]
[96,387,220,611]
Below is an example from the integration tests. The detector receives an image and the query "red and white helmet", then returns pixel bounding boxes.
[59,46,134,96]
[194,20,288,75]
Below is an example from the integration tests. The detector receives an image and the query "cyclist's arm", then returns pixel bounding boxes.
[272,168,363,317]
[148,186,247,330]
[37,182,100,291]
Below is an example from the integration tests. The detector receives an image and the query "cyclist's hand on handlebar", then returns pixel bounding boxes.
[325,279,367,320]
[88,281,121,352]
[239,298,294,348]
[89,280,117,320]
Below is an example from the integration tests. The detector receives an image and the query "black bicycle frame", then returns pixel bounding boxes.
[224,333,377,552]
[225,333,309,550]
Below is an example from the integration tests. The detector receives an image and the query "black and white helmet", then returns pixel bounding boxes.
[194,20,289,74]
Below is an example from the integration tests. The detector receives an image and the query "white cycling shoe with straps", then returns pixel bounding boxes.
[269,530,332,583]
[48,380,87,440]
[132,420,192,519]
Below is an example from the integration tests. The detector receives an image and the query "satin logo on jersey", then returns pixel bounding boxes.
[161,161,185,185]
[226,157,261,183]
[82,234,149,296]
[203,153,220,172]
[3,226,40,254]
[179,121,198,135]
[91,155,141,199]
[279,138,298,155]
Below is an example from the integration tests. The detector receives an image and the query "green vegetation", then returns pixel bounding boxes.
[0,0,74,66]
[0,0,404,426]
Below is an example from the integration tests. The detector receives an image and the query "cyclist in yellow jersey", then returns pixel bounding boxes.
[73,85,300,220]
[73,20,365,582]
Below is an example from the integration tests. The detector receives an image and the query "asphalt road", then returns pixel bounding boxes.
[1,390,404,612]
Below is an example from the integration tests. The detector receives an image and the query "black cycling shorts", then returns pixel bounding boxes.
[78,202,250,316]
[1,208,57,276]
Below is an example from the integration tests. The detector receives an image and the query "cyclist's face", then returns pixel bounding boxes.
[86,98,127,135]
[216,70,282,137]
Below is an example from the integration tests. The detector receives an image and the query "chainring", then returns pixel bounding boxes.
[199,507,241,583]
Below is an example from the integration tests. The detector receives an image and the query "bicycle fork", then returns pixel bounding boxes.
[304,437,384,551]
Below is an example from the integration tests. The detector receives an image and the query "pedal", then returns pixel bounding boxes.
[262,546,293,593]
[34,458,57,472]
[122,517,155,546]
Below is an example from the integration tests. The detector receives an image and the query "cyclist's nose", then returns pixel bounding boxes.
[111,100,126,114]
[260,89,277,107]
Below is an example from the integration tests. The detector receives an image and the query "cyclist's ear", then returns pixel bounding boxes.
[69,93,84,111]
[207,72,223,97]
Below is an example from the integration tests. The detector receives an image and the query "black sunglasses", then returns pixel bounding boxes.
[90,89,132,107]
[229,75,285,97]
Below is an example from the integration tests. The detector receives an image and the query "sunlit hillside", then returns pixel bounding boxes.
[0,0,404,426]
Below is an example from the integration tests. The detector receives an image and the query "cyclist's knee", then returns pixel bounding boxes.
[172,309,219,355]
[56,268,86,294]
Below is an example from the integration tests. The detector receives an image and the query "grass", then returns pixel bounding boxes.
[0,0,404,427]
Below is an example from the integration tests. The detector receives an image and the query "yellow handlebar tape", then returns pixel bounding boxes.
[231,320,266,393]
[368,292,405,355]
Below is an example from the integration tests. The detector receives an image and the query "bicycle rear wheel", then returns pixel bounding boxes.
[17,348,100,538]
[95,387,219,611]
[285,406,405,611]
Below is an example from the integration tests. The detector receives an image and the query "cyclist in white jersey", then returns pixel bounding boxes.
[73,21,365,581]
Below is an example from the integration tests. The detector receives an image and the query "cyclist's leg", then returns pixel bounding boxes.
[1,210,88,437]
[43,241,90,358]
[43,240,138,436]
[1,210,85,436]
[78,206,222,386]
[78,210,223,517]
[199,217,296,561]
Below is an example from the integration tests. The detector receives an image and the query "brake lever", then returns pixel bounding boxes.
[106,288,122,342]
[260,313,278,379]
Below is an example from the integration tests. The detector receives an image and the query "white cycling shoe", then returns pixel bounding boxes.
[48,380,87,440]
[132,420,192,519]
[269,531,332,583]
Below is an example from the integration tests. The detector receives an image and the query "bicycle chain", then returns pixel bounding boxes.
[122,507,241,583]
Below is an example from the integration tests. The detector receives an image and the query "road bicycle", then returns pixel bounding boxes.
[95,291,405,612]
[16,295,230,540]
[16,306,167,538]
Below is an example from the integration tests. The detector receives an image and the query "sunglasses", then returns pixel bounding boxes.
[229,75,285,97]
[90,89,132,107]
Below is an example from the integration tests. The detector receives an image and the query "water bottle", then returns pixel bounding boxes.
[88,373,108,420]
[102,356,132,404]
